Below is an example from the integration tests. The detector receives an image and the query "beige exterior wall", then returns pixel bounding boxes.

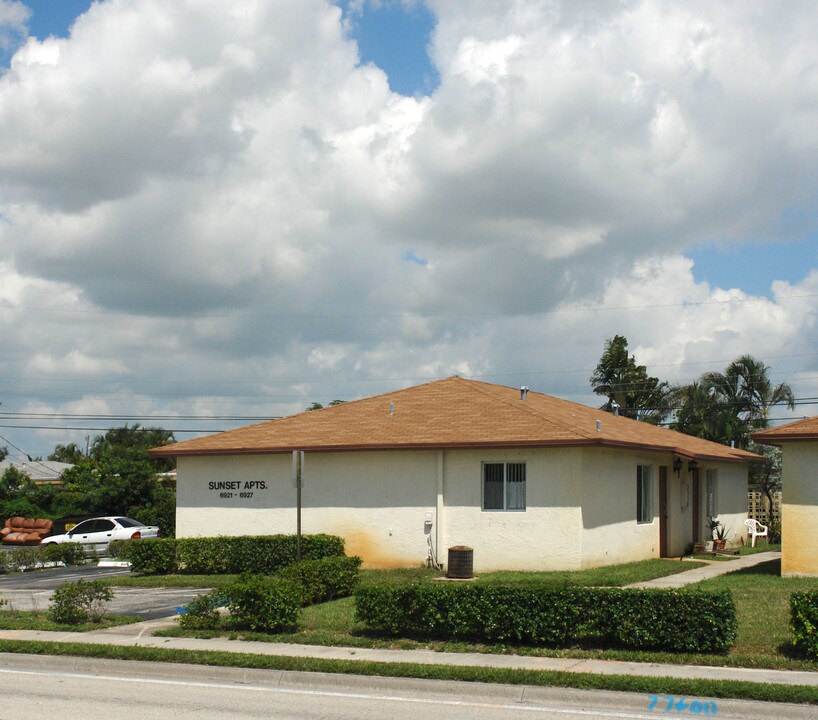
[439,447,583,571]
[175,446,751,572]
[176,451,439,568]
[704,462,751,547]
[579,449,661,568]
[780,442,818,576]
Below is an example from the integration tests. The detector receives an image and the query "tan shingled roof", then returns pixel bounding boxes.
[151,377,761,463]
[752,416,818,444]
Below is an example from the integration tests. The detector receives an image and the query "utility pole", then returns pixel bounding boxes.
[292,450,304,561]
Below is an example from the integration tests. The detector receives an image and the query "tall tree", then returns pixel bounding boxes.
[674,354,795,449]
[48,442,85,464]
[90,423,176,472]
[590,335,675,424]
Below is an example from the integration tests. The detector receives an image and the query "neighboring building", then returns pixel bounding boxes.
[151,377,761,571]
[753,417,818,576]
[0,459,72,485]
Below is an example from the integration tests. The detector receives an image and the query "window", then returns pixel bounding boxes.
[637,465,652,524]
[482,462,526,510]
[705,469,718,518]
[69,520,95,535]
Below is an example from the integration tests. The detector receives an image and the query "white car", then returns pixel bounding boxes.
[42,516,160,553]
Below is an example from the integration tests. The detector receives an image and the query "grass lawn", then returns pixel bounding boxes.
[155,555,818,672]
[0,610,141,632]
[106,558,704,591]
[694,557,809,664]
[737,542,781,555]
[101,573,240,589]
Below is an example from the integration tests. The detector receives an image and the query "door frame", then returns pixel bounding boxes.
[659,466,668,557]
[692,469,701,543]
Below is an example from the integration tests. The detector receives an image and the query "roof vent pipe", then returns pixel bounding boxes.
[611,400,620,416]
[520,386,529,401]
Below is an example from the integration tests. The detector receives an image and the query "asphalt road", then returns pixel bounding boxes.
[1,655,814,720]
[0,564,208,620]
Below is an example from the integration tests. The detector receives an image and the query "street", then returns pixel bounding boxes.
[0,655,814,720]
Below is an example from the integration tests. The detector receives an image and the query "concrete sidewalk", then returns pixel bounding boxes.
[626,550,781,589]
[2,549,811,690]
[1,615,816,688]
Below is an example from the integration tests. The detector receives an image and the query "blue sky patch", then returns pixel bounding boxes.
[403,249,429,266]
[338,0,438,97]
[21,0,91,39]
[687,236,817,297]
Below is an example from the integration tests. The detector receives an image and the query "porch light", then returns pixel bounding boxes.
[673,457,683,476]
[688,459,699,473]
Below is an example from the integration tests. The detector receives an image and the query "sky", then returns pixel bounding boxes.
[1,0,817,460]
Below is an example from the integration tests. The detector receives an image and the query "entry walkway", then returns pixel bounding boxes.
[626,550,781,589]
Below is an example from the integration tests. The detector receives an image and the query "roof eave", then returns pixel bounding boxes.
[751,433,818,445]
[151,437,758,464]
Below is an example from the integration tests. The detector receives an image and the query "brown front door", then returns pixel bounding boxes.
[692,469,701,543]
[659,466,668,557]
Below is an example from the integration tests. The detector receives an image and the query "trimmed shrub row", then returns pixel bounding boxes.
[355,584,737,653]
[179,556,362,632]
[278,555,362,605]
[0,542,89,573]
[791,591,818,658]
[222,575,301,633]
[128,534,345,575]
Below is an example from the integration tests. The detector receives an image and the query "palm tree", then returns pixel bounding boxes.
[48,442,85,464]
[674,355,794,448]
[723,354,795,429]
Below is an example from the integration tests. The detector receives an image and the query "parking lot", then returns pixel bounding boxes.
[0,562,209,620]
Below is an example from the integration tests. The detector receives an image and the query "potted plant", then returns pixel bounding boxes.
[714,522,731,550]
[707,517,731,550]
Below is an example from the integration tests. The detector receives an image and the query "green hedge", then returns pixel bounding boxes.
[0,543,88,572]
[180,555,362,631]
[791,591,818,658]
[224,575,301,633]
[107,539,133,560]
[355,584,737,653]
[129,534,345,575]
[278,555,362,605]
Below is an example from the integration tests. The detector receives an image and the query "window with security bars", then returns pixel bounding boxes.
[637,465,652,524]
[482,462,526,510]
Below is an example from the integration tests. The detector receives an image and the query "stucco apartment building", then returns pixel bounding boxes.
[753,416,818,576]
[151,377,760,571]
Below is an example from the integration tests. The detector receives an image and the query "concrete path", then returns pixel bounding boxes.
[626,551,781,589]
[1,615,817,688]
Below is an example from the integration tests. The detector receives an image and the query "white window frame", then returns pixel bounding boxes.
[482,462,526,511]
[637,464,653,524]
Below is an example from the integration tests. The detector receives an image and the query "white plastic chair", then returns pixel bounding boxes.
[745,518,768,547]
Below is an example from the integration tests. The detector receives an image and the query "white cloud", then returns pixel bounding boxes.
[0,0,28,52]
[0,0,817,455]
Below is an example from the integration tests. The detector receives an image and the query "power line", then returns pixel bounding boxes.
[0,412,277,421]
[1,291,817,320]
[0,432,66,476]
[0,424,230,434]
